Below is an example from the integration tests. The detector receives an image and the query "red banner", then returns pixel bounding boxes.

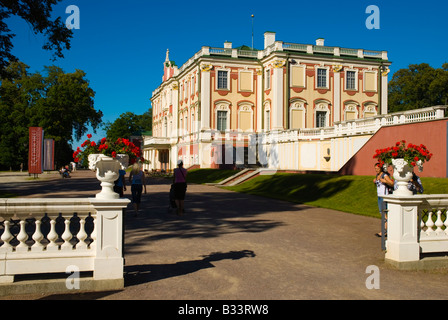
[28,127,44,174]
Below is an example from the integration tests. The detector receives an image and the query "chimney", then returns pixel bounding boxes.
[316,38,325,46]
[224,41,232,49]
[264,31,276,49]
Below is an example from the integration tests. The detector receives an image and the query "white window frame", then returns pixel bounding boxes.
[265,68,271,90]
[216,68,230,90]
[345,69,358,91]
[314,102,330,128]
[264,101,271,131]
[215,101,231,131]
[315,66,329,89]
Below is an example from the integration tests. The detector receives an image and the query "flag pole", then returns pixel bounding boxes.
[251,14,254,50]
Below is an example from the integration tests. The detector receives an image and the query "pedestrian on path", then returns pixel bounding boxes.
[114,168,127,197]
[129,162,146,215]
[173,160,187,216]
[374,162,394,237]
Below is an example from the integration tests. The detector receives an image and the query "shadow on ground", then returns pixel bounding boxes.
[124,250,256,287]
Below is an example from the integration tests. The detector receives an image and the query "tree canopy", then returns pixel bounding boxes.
[104,110,152,142]
[0,61,103,170]
[388,63,448,112]
[0,0,73,77]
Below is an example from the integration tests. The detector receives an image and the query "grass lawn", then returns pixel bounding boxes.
[188,169,448,219]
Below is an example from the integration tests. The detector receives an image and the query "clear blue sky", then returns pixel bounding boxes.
[7,0,448,146]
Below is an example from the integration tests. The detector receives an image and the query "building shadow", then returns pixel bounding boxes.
[124,250,256,287]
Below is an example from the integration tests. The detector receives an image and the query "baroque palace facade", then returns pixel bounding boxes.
[144,32,391,172]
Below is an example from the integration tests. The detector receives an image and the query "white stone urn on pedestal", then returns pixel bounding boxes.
[391,158,414,196]
[88,154,129,199]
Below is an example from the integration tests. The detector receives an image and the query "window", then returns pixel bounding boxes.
[217,70,228,90]
[265,110,270,131]
[217,110,227,131]
[346,71,356,90]
[265,69,271,90]
[317,68,327,88]
[316,111,326,128]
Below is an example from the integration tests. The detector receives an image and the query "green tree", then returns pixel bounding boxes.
[388,63,448,112]
[104,110,152,141]
[0,0,73,77]
[0,61,103,170]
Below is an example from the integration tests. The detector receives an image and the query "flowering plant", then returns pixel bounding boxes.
[73,134,143,166]
[373,140,432,168]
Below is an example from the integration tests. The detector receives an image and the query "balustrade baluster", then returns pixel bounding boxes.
[435,210,444,234]
[1,221,13,252]
[61,216,73,250]
[444,210,448,235]
[426,211,435,235]
[420,214,426,231]
[46,216,59,251]
[31,218,45,251]
[90,213,97,249]
[76,214,88,250]
[16,220,29,252]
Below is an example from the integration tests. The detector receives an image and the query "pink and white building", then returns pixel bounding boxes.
[144,31,393,172]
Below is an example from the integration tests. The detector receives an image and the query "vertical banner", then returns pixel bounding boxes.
[43,139,55,171]
[28,127,44,174]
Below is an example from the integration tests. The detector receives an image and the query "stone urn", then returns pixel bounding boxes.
[88,154,128,199]
[391,158,414,196]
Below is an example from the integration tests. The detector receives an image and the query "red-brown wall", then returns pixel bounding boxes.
[339,119,448,177]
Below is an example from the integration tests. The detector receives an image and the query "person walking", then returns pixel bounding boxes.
[114,168,127,198]
[129,163,146,216]
[374,163,394,237]
[173,160,187,216]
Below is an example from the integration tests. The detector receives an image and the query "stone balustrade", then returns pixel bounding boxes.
[383,194,448,268]
[0,198,129,285]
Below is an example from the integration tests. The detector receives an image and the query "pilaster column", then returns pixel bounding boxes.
[256,69,263,132]
[272,59,285,130]
[200,63,212,130]
[333,65,342,122]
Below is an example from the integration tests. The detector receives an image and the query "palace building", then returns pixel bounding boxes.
[143,32,392,172]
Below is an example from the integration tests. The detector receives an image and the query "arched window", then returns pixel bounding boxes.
[314,101,330,128]
[264,101,271,131]
[215,101,231,131]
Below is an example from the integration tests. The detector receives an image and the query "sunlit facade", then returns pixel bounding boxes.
[144,32,391,172]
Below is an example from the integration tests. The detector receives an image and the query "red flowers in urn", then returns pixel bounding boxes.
[73,134,143,166]
[373,140,432,170]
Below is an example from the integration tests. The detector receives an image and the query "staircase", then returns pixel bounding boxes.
[206,168,264,187]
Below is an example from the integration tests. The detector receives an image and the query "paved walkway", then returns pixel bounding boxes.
[0,170,447,299]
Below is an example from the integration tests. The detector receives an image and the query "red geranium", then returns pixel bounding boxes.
[373,140,432,168]
[73,134,144,166]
